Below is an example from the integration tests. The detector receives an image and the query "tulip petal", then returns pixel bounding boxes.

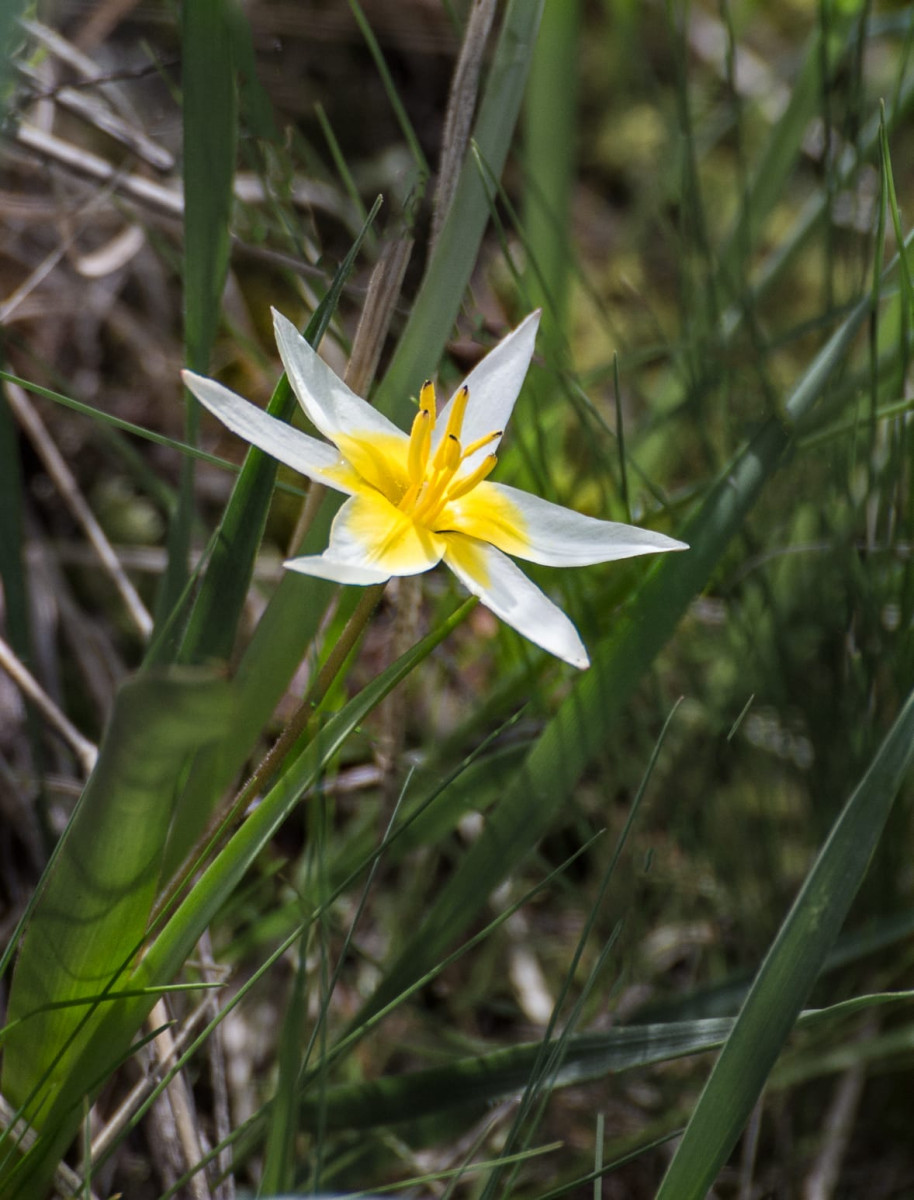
[448,482,689,566]
[432,311,541,473]
[273,310,407,448]
[442,533,589,669]
[182,370,359,494]
[284,555,391,585]
[287,493,445,585]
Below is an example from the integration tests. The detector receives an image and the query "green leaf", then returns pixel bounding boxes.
[0,602,473,1199]
[159,515,339,881]
[522,0,580,330]
[174,198,381,669]
[2,671,233,1114]
[656,691,914,1199]
[181,0,237,375]
[375,0,545,427]
[355,267,878,1030]
[157,0,238,630]
[0,0,29,118]
[226,0,277,141]
[260,930,309,1194]
[301,994,913,1133]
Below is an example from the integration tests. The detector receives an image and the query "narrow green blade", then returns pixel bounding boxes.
[174,199,380,669]
[157,0,238,629]
[375,0,545,426]
[355,277,876,1029]
[522,0,580,329]
[302,993,911,1132]
[656,690,914,1199]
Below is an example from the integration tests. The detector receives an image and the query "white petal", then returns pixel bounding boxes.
[284,555,390,585]
[450,482,689,566]
[442,533,590,669]
[182,369,355,494]
[272,310,406,447]
[432,310,541,472]
[287,493,444,585]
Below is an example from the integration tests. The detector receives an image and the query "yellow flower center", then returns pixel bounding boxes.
[396,380,500,529]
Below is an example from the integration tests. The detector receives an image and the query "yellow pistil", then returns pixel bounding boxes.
[398,381,500,528]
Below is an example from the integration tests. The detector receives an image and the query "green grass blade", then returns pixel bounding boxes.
[182,0,237,376]
[0,2,29,113]
[1,671,233,1114]
[522,0,580,329]
[356,266,878,1028]
[147,599,476,994]
[0,370,243,472]
[375,0,545,427]
[348,0,428,178]
[159,516,339,881]
[175,199,380,668]
[298,992,911,1133]
[655,690,914,1200]
[879,104,913,378]
[0,601,476,1199]
[302,1020,736,1133]
[259,929,308,1195]
[157,0,238,630]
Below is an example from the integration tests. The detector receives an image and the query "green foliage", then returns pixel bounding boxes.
[3,2,914,1197]
[156,0,241,626]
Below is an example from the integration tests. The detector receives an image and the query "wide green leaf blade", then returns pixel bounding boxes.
[0,601,474,1200]
[2,671,233,1111]
[160,514,339,881]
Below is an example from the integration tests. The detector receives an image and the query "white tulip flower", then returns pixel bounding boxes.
[183,310,687,668]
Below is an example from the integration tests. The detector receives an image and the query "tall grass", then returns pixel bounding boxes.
[1,1,913,1197]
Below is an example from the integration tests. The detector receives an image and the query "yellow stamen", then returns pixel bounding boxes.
[419,379,436,410]
[399,378,502,527]
[398,480,422,511]
[442,433,461,471]
[446,453,498,501]
[407,402,432,483]
[443,384,470,443]
[462,429,502,459]
[432,387,470,469]
[413,482,444,523]
[415,437,461,521]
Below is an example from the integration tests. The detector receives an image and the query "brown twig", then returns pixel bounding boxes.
[429,0,498,256]
[0,632,98,775]
[6,380,154,640]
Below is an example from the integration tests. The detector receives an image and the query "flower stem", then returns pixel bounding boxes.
[236,582,386,808]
